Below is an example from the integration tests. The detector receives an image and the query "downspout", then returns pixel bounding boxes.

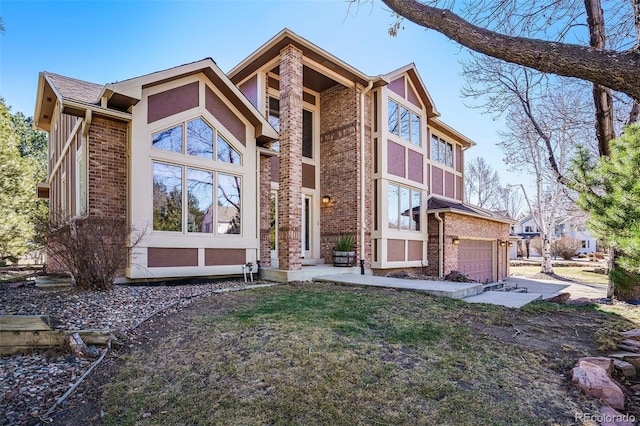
[434,212,444,277]
[80,109,92,219]
[360,80,374,275]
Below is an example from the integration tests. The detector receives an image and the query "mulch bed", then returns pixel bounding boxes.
[0,279,260,425]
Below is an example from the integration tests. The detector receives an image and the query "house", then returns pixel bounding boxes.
[34,29,511,283]
[511,215,598,258]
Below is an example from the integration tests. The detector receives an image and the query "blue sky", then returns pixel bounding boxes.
[0,0,526,186]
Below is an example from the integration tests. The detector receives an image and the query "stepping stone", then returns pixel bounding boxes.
[609,352,640,369]
[620,329,640,341]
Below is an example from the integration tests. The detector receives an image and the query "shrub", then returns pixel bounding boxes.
[552,236,583,260]
[529,236,543,256]
[47,216,144,291]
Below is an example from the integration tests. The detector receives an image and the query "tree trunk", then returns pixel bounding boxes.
[608,247,616,298]
[541,235,554,274]
[382,0,640,101]
[585,0,616,157]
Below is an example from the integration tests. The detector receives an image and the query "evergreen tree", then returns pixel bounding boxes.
[575,124,640,299]
[0,98,40,264]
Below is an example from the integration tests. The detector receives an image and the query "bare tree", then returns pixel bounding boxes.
[381,0,640,102]
[464,157,502,209]
[500,92,577,274]
[497,187,525,220]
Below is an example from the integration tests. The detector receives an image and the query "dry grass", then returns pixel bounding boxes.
[511,265,609,285]
[92,283,640,425]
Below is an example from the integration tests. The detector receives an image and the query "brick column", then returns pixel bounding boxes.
[278,45,303,270]
[259,154,272,267]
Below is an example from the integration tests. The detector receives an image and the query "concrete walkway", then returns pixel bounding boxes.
[314,274,483,299]
[505,276,608,300]
[313,273,609,308]
[313,274,542,308]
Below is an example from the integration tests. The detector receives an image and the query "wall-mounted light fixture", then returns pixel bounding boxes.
[500,240,507,247]
[321,195,331,206]
[452,238,460,245]
[509,242,514,247]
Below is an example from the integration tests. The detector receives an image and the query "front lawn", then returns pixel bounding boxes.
[511,264,609,285]
[89,282,638,425]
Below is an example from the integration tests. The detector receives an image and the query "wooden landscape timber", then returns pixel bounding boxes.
[0,315,116,355]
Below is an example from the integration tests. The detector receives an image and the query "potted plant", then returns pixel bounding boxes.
[333,235,356,267]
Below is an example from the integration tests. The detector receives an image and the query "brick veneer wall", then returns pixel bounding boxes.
[278,45,303,270]
[47,114,129,275]
[426,212,510,279]
[319,83,372,266]
[259,154,272,266]
[87,116,128,220]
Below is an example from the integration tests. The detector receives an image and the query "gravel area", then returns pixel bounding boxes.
[0,279,265,425]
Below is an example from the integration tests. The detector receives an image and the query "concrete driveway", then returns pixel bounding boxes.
[505,276,609,300]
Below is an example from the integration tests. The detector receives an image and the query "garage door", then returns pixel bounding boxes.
[458,240,494,283]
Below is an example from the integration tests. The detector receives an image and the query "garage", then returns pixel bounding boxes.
[458,239,494,283]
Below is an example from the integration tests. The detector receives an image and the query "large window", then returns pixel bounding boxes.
[152,117,241,165]
[431,135,453,168]
[267,96,314,158]
[153,162,242,235]
[388,99,421,146]
[388,184,421,231]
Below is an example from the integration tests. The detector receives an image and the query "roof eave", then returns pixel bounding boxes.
[228,28,371,87]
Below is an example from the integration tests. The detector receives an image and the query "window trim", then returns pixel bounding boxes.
[387,182,422,232]
[387,96,422,147]
[151,116,243,166]
[430,134,454,168]
[152,160,243,236]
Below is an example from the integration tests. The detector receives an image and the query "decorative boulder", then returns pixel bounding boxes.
[543,292,571,304]
[600,405,635,426]
[613,360,637,378]
[579,357,613,375]
[620,329,640,341]
[571,359,625,409]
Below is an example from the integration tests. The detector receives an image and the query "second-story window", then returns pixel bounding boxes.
[431,135,453,168]
[388,99,420,146]
[267,96,313,158]
[152,117,242,165]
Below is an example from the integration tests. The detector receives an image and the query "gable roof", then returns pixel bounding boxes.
[46,73,104,104]
[34,59,278,143]
[383,63,439,119]
[228,28,375,89]
[426,195,514,224]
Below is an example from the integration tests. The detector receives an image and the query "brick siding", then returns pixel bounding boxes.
[87,116,128,220]
[319,83,372,266]
[277,44,303,270]
[426,212,510,280]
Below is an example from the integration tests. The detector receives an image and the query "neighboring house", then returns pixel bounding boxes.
[34,29,511,283]
[511,215,597,257]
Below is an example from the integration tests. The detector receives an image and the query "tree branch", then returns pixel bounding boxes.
[382,0,640,101]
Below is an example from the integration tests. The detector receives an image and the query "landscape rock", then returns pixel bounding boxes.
[543,292,570,304]
[621,339,640,350]
[0,279,252,425]
[579,357,614,375]
[571,360,625,409]
[613,360,637,378]
[566,297,594,306]
[620,329,640,341]
[609,352,640,369]
[617,343,640,353]
[600,405,635,426]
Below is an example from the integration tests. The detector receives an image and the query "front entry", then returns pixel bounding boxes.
[270,190,278,268]
[302,195,312,259]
